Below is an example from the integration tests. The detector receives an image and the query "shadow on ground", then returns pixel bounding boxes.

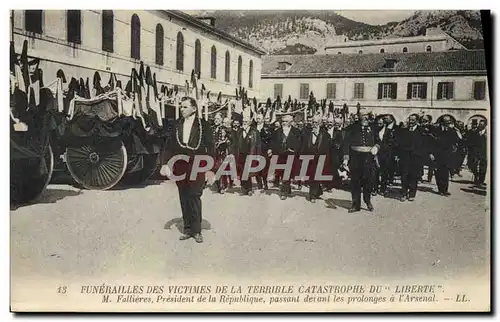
[10,187,83,211]
[164,218,212,233]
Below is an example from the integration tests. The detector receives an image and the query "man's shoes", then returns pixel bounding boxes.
[193,234,203,243]
[400,195,407,202]
[179,234,191,241]
[309,198,316,203]
[443,192,451,196]
[280,194,287,201]
[348,207,360,213]
[408,197,415,202]
[248,190,253,196]
[366,203,374,211]
[220,189,225,195]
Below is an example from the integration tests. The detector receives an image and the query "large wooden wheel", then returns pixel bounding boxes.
[65,139,127,190]
[121,153,161,185]
[11,143,54,205]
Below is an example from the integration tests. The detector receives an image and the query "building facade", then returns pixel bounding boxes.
[261,50,489,123]
[323,28,466,55]
[11,10,265,99]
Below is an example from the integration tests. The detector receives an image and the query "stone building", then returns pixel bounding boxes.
[261,49,489,123]
[323,28,466,55]
[11,10,265,100]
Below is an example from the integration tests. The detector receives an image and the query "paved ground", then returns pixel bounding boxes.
[11,170,490,286]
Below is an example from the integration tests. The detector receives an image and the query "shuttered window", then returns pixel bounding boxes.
[300,83,309,99]
[274,84,283,100]
[102,10,114,52]
[25,10,43,34]
[378,83,397,99]
[211,46,217,79]
[407,82,427,99]
[67,10,81,44]
[155,24,164,65]
[437,82,454,100]
[473,81,486,100]
[326,83,336,99]
[353,83,364,99]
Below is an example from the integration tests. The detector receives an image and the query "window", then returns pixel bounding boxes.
[155,24,164,65]
[237,56,242,86]
[274,84,283,100]
[25,10,42,34]
[380,48,385,53]
[194,39,201,76]
[474,81,486,100]
[130,14,141,59]
[358,50,363,54]
[102,10,113,52]
[176,32,184,71]
[378,83,397,99]
[426,45,432,52]
[300,83,309,100]
[326,83,336,99]
[249,60,253,89]
[383,59,397,68]
[338,52,342,55]
[437,82,454,100]
[354,83,364,99]
[67,10,81,44]
[210,46,217,79]
[402,47,408,53]
[225,51,230,82]
[407,82,427,99]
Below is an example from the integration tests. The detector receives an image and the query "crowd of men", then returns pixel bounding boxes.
[208,107,488,213]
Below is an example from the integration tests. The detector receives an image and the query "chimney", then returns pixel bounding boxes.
[196,17,216,28]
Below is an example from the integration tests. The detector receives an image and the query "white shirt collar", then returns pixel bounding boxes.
[184,114,196,123]
[410,125,418,131]
[387,122,394,130]
[479,129,486,136]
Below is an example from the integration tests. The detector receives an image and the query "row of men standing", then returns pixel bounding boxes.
[210,109,488,213]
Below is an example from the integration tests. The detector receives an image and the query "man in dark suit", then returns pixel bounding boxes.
[301,114,331,203]
[430,115,461,196]
[378,114,398,196]
[343,108,380,212]
[230,114,262,195]
[325,116,344,190]
[270,114,302,200]
[467,119,488,186]
[395,114,426,201]
[255,113,272,190]
[166,97,214,243]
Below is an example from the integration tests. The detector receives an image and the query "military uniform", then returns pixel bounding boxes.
[343,122,380,211]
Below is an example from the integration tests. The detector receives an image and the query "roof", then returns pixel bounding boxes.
[162,10,266,56]
[261,50,487,78]
[325,35,448,49]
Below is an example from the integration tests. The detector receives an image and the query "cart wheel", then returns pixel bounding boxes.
[10,143,55,205]
[66,139,127,190]
[122,153,161,185]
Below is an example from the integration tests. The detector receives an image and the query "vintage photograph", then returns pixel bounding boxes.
[9,9,490,312]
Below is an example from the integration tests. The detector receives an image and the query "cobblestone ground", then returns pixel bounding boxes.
[11,170,490,285]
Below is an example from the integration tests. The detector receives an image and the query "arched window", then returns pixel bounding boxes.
[130,14,141,59]
[155,24,164,65]
[237,56,242,86]
[358,50,363,54]
[426,45,432,52]
[210,46,217,79]
[225,51,230,82]
[380,48,385,53]
[176,32,184,71]
[25,10,42,34]
[194,39,201,76]
[102,10,114,52]
[337,52,342,55]
[248,60,254,89]
[402,47,408,53]
[67,10,81,44]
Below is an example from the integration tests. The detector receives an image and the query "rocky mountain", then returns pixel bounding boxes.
[200,10,484,54]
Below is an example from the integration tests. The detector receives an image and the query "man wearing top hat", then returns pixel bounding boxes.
[342,108,380,212]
